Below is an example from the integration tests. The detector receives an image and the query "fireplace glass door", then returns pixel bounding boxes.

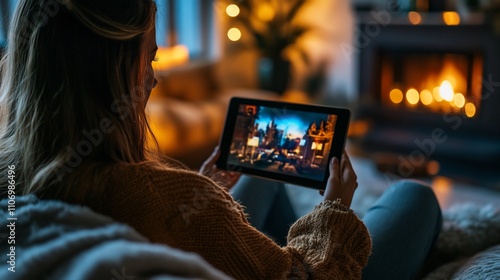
[379,51,483,118]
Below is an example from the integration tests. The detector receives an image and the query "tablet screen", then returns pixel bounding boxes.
[217,98,350,189]
[228,104,336,182]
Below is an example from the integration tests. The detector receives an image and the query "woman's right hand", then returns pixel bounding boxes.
[321,150,358,208]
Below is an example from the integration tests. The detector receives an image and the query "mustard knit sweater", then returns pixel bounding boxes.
[78,162,372,279]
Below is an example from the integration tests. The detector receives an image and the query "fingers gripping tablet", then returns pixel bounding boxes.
[216,97,351,190]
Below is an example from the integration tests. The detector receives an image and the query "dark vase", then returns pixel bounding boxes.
[258,57,291,95]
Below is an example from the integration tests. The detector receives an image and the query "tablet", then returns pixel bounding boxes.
[216,97,351,190]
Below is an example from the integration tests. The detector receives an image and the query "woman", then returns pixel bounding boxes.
[0,1,440,279]
[0,0,369,278]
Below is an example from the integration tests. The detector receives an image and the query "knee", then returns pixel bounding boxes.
[390,179,440,209]
[390,180,442,228]
[391,179,443,237]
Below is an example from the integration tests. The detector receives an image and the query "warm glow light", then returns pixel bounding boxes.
[420,89,433,105]
[465,102,476,117]
[432,176,453,207]
[408,11,422,25]
[383,53,480,115]
[152,45,189,71]
[247,137,259,147]
[439,80,454,101]
[257,3,275,21]
[416,0,429,11]
[226,4,240,17]
[390,89,404,104]
[443,11,460,25]
[406,89,420,105]
[227,27,241,41]
[348,120,369,137]
[453,93,466,108]
[426,160,440,176]
[433,87,443,102]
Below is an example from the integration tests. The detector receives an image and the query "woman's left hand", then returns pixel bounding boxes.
[200,147,241,191]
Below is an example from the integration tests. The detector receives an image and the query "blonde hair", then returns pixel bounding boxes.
[0,0,158,199]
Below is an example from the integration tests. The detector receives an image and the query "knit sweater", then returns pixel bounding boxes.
[76,162,372,279]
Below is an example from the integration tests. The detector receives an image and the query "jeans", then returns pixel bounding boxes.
[230,176,443,280]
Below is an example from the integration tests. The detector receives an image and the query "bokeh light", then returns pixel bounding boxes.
[257,3,275,21]
[433,87,443,102]
[390,89,404,104]
[226,4,240,17]
[227,27,241,41]
[465,102,476,117]
[443,11,460,26]
[408,11,422,25]
[420,89,433,105]
[453,93,465,108]
[439,80,454,102]
[406,89,420,105]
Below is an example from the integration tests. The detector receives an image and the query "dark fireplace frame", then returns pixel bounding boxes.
[355,12,500,178]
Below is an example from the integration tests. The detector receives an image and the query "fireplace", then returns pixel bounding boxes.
[380,51,483,117]
[356,12,500,177]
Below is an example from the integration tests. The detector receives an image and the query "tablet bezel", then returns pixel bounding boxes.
[216,97,351,190]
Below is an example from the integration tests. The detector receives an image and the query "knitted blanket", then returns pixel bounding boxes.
[422,203,500,280]
[0,195,232,280]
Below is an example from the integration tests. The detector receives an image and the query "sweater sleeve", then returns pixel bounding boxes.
[286,200,372,279]
[104,163,371,280]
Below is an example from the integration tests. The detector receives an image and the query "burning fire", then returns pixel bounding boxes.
[387,57,478,118]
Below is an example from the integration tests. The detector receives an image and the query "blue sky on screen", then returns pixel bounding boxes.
[255,106,329,143]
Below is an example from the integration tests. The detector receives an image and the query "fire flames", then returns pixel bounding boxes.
[384,55,481,118]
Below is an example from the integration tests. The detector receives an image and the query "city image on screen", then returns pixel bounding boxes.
[228,104,338,181]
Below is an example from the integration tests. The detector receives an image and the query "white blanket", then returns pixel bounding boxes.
[0,195,233,280]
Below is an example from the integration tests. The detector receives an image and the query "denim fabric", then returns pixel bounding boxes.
[361,180,442,280]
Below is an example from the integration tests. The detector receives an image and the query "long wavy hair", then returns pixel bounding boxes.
[0,0,159,200]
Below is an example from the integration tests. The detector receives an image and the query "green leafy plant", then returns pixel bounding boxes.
[222,0,311,62]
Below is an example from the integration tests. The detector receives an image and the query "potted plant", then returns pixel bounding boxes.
[220,0,312,95]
